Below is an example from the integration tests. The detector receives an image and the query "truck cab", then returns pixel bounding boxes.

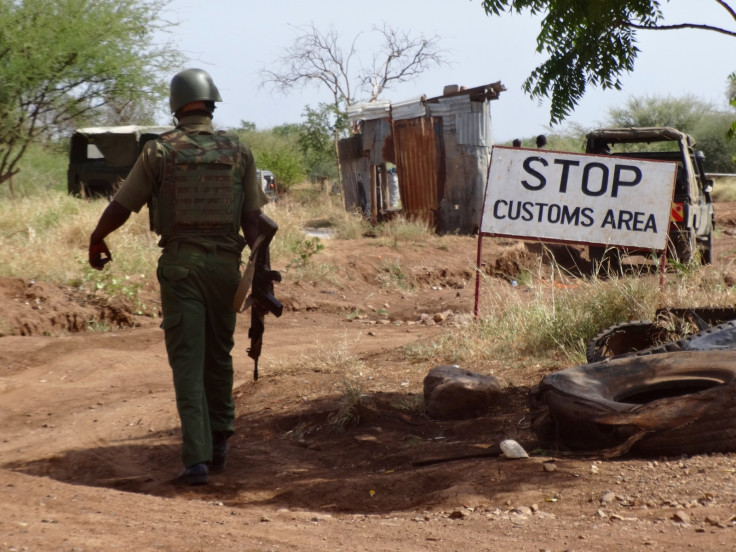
[585,127,714,265]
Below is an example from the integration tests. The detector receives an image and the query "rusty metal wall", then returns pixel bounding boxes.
[392,117,441,228]
[362,118,393,166]
[343,83,504,233]
[438,100,492,234]
[338,135,370,214]
[439,131,491,234]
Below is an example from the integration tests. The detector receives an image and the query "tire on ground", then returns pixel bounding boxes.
[530,350,736,456]
[585,320,666,363]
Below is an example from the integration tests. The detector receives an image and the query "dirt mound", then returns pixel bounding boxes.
[0,277,157,337]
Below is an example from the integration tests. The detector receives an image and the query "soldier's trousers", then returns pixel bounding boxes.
[157,243,241,468]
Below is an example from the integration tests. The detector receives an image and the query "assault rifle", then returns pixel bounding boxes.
[233,213,283,380]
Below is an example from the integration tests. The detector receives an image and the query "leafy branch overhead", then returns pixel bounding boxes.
[0,0,183,191]
[480,0,736,124]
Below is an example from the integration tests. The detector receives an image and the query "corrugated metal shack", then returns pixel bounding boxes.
[341,100,392,219]
[340,82,505,234]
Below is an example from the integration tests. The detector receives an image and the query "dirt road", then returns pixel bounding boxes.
[2,211,736,551]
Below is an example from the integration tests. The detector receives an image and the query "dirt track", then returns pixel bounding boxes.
[2,207,736,551]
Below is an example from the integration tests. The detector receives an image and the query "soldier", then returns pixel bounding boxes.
[88,68,267,485]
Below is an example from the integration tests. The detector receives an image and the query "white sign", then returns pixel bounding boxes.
[481,147,677,250]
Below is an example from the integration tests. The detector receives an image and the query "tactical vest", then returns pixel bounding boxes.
[151,129,244,237]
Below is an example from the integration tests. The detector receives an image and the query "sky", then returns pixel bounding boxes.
[157,0,735,143]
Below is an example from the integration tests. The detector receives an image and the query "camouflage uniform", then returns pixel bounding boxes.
[115,114,266,469]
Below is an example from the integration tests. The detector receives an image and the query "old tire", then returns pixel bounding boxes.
[531,350,736,456]
[585,320,668,363]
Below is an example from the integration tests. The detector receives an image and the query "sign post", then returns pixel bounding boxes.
[474,146,677,318]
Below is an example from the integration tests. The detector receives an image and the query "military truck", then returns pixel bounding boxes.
[67,125,173,198]
[585,127,714,265]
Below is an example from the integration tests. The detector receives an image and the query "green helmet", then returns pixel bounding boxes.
[169,68,223,114]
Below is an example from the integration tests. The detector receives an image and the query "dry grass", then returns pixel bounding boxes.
[0,192,158,283]
[400,255,736,384]
[268,332,367,378]
[711,175,736,202]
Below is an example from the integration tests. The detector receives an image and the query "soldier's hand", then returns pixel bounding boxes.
[88,239,112,270]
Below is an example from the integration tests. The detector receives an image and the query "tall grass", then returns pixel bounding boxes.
[1,142,68,199]
[0,191,158,283]
[403,257,736,381]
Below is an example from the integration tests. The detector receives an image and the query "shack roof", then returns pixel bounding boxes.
[347,81,505,124]
[425,81,506,103]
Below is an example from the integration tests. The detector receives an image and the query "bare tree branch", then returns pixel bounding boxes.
[626,22,736,37]
[363,25,447,102]
[262,23,446,107]
[716,0,736,21]
[261,23,357,108]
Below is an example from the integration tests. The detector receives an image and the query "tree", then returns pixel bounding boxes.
[729,74,736,139]
[236,128,305,191]
[480,1,736,125]
[605,94,736,171]
[0,0,182,192]
[298,103,348,181]
[606,94,712,130]
[262,23,446,184]
[238,121,257,132]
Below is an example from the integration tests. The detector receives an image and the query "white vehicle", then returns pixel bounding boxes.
[256,168,277,201]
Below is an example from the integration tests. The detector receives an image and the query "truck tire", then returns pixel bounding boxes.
[530,350,736,456]
[586,320,667,363]
[697,230,713,265]
[669,227,696,264]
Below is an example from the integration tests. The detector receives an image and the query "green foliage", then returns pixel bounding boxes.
[0,142,69,198]
[298,103,348,181]
[405,269,661,368]
[0,0,182,189]
[605,94,736,172]
[729,73,736,140]
[375,216,434,248]
[607,94,706,130]
[236,128,306,190]
[71,261,151,315]
[481,0,662,124]
[378,258,415,291]
[480,1,736,127]
[692,114,736,173]
[258,150,305,189]
[272,123,301,138]
[286,237,325,270]
[237,120,257,132]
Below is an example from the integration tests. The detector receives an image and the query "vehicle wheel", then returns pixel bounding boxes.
[530,350,736,456]
[586,320,668,363]
[669,227,696,264]
[697,230,713,265]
